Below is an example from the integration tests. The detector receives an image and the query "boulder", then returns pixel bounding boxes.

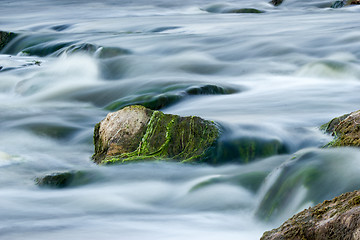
[92,105,219,164]
[322,110,360,147]
[261,190,360,240]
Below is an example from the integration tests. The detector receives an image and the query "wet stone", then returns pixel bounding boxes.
[93,105,219,164]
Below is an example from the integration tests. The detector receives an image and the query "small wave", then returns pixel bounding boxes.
[2,32,131,59]
[297,59,360,80]
[255,147,360,223]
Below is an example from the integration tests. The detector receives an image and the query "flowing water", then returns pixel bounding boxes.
[1,0,360,239]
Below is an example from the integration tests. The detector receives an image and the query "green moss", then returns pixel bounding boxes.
[0,31,17,51]
[92,122,105,164]
[101,109,219,164]
[350,195,360,205]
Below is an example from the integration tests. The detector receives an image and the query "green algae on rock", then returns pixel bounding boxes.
[322,110,360,147]
[0,31,17,52]
[261,190,360,240]
[93,105,219,164]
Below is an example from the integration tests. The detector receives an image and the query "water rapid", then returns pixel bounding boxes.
[1,0,360,239]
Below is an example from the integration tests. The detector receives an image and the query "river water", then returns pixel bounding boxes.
[1,0,360,239]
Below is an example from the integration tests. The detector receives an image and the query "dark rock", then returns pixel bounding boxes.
[331,0,346,8]
[227,8,265,14]
[322,110,360,147]
[269,0,284,6]
[35,170,97,188]
[331,0,360,8]
[93,105,219,164]
[0,31,17,51]
[215,136,287,164]
[261,190,360,240]
[51,24,71,32]
[105,84,239,111]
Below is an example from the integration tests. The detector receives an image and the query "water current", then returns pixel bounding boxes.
[1,0,360,239]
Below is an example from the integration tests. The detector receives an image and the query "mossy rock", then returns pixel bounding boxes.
[35,170,97,188]
[261,190,360,240]
[322,110,360,147]
[0,31,17,51]
[93,105,219,164]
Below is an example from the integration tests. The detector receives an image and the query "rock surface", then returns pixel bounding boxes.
[0,31,17,51]
[322,110,360,147]
[261,190,360,240]
[330,0,360,8]
[35,170,97,188]
[269,0,284,6]
[270,0,360,7]
[93,105,219,164]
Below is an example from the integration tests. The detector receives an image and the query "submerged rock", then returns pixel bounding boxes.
[0,31,17,51]
[105,84,239,111]
[261,190,360,240]
[331,0,360,8]
[322,110,360,147]
[189,171,268,193]
[331,0,346,8]
[226,8,265,14]
[215,136,287,164]
[269,0,284,6]
[93,105,219,164]
[35,170,97,188]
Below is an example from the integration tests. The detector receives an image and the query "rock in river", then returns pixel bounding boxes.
[92,105,219,164]
[0,31,17,51]
[261,190,360,240]
[322,110,360,147]
[35,170,98,188]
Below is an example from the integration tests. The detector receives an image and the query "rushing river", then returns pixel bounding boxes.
[1,0,360,239]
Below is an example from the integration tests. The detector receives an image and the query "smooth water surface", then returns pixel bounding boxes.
[1,0,360,239]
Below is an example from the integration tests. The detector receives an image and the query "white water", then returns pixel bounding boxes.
[1,0,360,239]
